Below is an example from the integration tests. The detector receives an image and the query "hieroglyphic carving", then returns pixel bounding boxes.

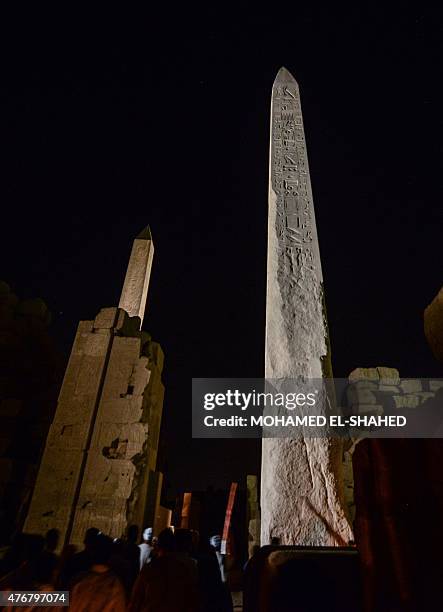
[271,72,320,286]
[262,68,353,547]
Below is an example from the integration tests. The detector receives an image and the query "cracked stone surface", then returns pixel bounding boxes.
[24,307,165,549]
[261,68,352,546]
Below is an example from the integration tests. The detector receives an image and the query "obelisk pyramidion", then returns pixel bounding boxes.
[261,67,353,546]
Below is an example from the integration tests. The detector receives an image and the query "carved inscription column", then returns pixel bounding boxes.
[261,67,353,546]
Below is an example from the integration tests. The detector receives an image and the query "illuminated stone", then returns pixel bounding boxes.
[261,68,353,546]
[119,226,154,325]
[24,229,164,550]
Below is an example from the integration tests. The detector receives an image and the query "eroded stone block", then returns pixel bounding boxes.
[393,395,422,409]
[46,421,91,451]
[349,368,380,382]
[94,308,119,330]
[91,422,148,459]
[430,380,443,392]
[400,379,422,394]
[80,454,135,499]
[377,367,400,385]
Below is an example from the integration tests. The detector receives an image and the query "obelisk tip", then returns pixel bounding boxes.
[136,225,152,241]
[274,66,298,86]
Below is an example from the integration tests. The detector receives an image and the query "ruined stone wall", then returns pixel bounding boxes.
[343,366,443,525]
[24,306,165,549]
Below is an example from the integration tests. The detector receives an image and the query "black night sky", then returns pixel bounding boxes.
[1,7,442,498]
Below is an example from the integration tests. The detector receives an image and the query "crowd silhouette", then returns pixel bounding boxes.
[0,526,234,611]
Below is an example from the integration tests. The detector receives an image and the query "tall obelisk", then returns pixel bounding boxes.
[261,68,352,546]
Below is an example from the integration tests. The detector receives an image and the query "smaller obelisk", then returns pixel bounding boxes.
[119,226,154,324]
[24,228,163,549]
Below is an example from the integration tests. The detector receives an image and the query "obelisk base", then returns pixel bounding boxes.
[261,437,352,545]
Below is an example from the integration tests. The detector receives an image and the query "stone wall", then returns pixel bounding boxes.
[24,306,164,549]
[343,366,443,527]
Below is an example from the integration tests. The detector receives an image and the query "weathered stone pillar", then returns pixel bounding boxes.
[261,68,352,546]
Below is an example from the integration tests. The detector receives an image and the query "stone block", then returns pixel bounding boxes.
[90,422,148,459]
[26,491,73,523]
[430,380,443,392]
[57,326,98,401]
[53,396,97,425]
[401,379,422,394]
[74,356,107,396]
[46,421,91,451]
[23,448,84,540]
[100,336,140,400]
[58,333,110,404]
[67,322,95,359]
[32,448,83,497]
[83,332,112,358]
[94,308,141,337]
[79,454,135,499]
[348,368,379,382]
[71,496,127,545]
[77,320,95,334]
[99,397,144,424]
[378,385,400,393]
[93,307,119,330]
[393,394,421,409]
[376,367,400,385]
[129,357,151,396]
